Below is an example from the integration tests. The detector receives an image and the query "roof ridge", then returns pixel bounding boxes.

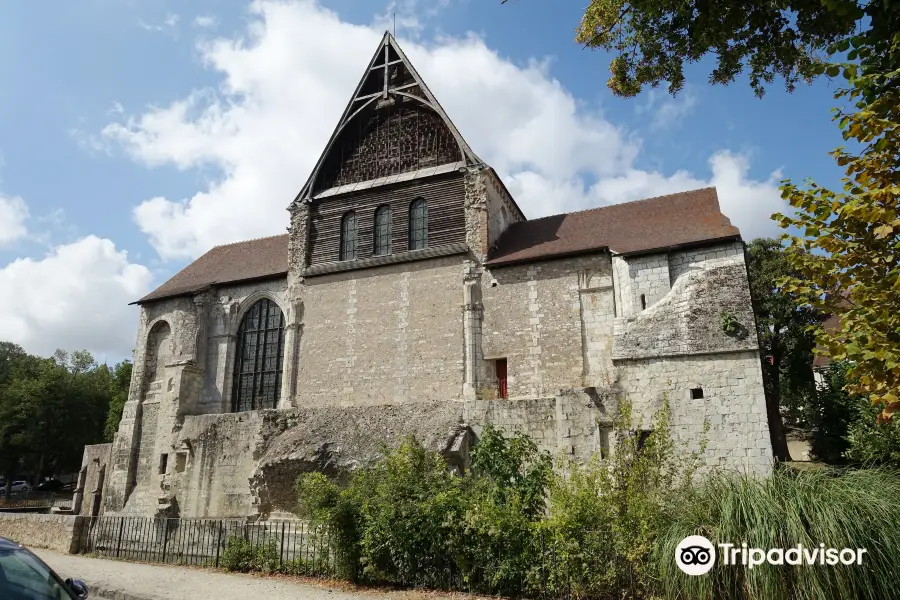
[518,186,718,225]
[211,232,289,249]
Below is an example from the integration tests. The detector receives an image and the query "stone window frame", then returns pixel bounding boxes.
[373,204,392,256]
[230,297,286,413]
[408,197,428,250]
[339,210,358,261]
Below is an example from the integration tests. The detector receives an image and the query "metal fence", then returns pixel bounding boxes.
[77,516,338,575]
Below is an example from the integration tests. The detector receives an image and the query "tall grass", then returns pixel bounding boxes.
[654,467,900,600]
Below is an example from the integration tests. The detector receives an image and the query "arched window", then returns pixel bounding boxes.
[409,198,428,250]
[373,205,392,256]
[232,298,285,412]
[340,211,357,261]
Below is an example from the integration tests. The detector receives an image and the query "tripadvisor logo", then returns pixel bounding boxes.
[675,536,868,576]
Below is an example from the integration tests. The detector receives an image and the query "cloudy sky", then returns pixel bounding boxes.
[0,0,846,362]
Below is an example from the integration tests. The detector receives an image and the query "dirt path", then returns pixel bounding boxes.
[35,549,462,600]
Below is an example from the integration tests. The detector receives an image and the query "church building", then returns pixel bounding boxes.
[76,33,772,520]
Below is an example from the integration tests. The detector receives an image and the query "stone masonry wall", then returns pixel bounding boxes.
[115,390,617,519]
[296,255,467,407]
[0,514,84,554]
[617,351,771,475]
[613,243,758,360]
[482,254,615,397]
[76,444,111,517]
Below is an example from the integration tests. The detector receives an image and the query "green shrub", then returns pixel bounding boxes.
[455,426,551,596]
[655,467,900,600]
[219,535,279,573]
[534,397,706,599]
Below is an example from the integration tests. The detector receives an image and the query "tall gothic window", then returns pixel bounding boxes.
[409,198,428,250]
[373,204,392,256]
[232,298,285,412]
[339,211,358,261]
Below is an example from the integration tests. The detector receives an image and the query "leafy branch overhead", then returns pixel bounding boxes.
[572,0,890,98]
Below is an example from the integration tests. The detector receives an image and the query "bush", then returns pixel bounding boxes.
[809,360,900,466]
[655,467,900,600]
[534,397,706,599]
[297,428,552,594]
[219,535,279,573]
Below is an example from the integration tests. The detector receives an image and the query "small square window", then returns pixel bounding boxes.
[691,388,704,400]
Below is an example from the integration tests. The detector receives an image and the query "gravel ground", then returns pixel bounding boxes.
[35,549,470,600]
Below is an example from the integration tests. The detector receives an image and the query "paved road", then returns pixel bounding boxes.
[35,549,427,600]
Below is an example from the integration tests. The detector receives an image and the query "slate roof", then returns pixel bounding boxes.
[485,187,740,267]
[135,187,740,305]
[135,234,289,304]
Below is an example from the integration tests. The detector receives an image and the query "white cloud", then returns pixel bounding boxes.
[636,85,698,130]
[0,235,152,359]
[139,13,180,33]
[194,15,218,29]
[0,195,29,245]
[103,0,789,260]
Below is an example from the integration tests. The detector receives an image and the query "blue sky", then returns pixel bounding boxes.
[0,0,847,361]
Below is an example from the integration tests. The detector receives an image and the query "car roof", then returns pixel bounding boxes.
[0,536,23,551]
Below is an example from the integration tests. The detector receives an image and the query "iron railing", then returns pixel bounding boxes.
[77,516,338,575]
[74,516,589,598]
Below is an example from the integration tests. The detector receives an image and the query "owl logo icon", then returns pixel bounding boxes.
[676,535,716,575]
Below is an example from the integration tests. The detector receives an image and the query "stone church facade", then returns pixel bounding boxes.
[78,33,772,520]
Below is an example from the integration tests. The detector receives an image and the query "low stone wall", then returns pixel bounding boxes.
[0,513,84,553]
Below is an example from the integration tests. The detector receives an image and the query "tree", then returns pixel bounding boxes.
[0,344,125,496]
[104,360,132,442]
[747,238,822,461]
[570,0,895,99]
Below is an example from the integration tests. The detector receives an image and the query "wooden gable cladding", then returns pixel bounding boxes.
[315,99,461,193]
[308,173,466,266]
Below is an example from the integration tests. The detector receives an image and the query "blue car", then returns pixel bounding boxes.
[0,537,89,599]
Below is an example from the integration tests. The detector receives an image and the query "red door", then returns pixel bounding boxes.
[496,358,508,399]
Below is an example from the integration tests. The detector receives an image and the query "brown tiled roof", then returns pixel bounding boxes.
[486,187,740,266]
[135,234,289,304]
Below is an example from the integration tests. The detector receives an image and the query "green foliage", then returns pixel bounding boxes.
[0,342,133,493]
[747,238,822,428]
[808,361,857,463]
[719,311,740,335]
[297,429,552,594]
[537,398,706,599]
[568,0,899,99]
[845,400,900,467]
[219,535,279,573]
[655,467,900,600]
[572,0,862,98]
[773,5,900,418]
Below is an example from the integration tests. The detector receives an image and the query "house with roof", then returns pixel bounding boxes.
[75,33,772,520]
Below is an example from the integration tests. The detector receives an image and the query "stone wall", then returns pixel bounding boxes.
[612,243,758,360]
[617,351,771,475]
[464,389,615,465]
[109,391,619,519]
[0,514,84,554]
[76,444,111,517]
[296,255,467,407]
[482,253,615,397]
